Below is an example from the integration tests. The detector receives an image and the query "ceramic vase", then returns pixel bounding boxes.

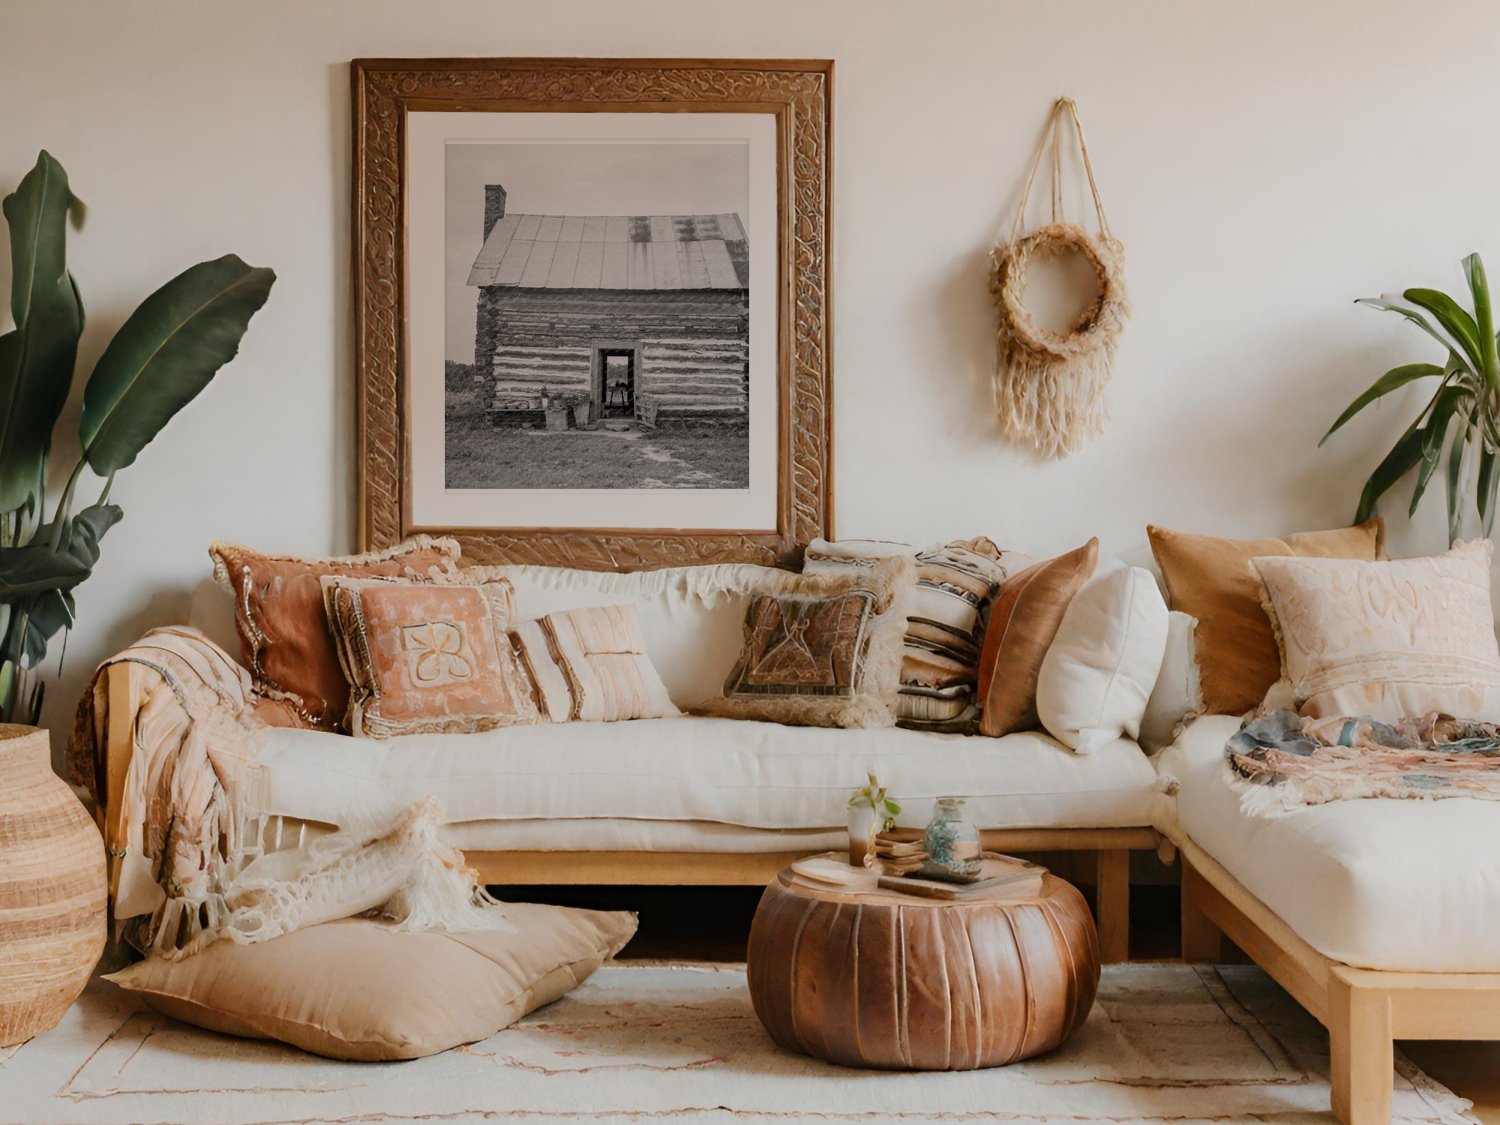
[0,725,107,1046]
[921,796,983,882]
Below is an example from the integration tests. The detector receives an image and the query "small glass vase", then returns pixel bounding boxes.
[921,797,983,882]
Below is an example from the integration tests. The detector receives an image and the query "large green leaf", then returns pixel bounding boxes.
[1481,447,1500,536]
[0,151,83,512]
[1404,287,1483,372]
[1320,362,1443,446]
[1355,420,1426,523]
[0,542,90,598]
[1445,410,1472,544]
[79,254,274,474]
[1462,253,1499,390]
[1410,387,1469,517]
[1357,295,1473,367]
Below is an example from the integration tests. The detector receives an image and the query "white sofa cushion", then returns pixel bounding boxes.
[1035,564,1168,754]
[1158,714,1500,972]
[249,716,1158,834]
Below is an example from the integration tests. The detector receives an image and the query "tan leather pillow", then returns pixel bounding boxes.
[1147,518,1385,716]
[323,575,540,737]
[104,904,637,1061]
[977,539,1099,737]
[210,537,461,729]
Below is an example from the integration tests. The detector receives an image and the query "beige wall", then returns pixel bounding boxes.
[1,0,1497,741]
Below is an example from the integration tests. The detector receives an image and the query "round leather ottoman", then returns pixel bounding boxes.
[747,865,1100,1070]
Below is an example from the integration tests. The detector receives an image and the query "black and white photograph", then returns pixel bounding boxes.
[444,141,751,492]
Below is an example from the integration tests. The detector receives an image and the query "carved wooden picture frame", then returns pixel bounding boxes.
[352,58,833,569]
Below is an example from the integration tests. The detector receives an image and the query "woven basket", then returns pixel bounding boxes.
[0,724,106,1046]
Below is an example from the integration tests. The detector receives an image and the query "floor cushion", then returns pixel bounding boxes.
[1159,714,1500,972]
[105,903,637,1060]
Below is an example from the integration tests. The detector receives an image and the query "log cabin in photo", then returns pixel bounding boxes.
[467,185,750,430]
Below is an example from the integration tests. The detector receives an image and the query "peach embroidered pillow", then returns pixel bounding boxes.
[210,537,461,729]
[510,603,679,723]
[323,575,539,738]
[1254,540,1500,722]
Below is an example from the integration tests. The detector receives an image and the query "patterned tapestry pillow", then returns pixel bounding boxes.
[700,555,916,729]
[1254,540,1500,723]
[322,574,539,738]
[211,537,461,730]
[510,603,679,723]
[977,538,1099,738]
[1147,518,1385,717]
[803,537,1024,731]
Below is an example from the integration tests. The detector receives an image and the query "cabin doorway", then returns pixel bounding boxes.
[596,347,636,419]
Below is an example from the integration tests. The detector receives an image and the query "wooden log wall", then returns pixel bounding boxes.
[478,287,748,421]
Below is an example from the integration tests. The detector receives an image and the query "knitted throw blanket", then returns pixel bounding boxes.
[70,627,509,959]
[1226,708,1500,816]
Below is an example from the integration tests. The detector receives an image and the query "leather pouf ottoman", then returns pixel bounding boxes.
[747,866,1099,1070]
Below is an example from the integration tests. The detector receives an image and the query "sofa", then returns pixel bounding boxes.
[92,558,1165,964]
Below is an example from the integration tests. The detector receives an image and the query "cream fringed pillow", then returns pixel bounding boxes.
[510,603,679,723]
[323,574,539,738]
[1254,540,1500,722]
[699,555,916,729]
[105,905,637,1061]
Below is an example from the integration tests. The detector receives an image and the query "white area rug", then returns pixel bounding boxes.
[0,962,1475,1124]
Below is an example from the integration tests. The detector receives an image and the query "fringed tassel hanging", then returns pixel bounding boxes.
[991,98,1129,460]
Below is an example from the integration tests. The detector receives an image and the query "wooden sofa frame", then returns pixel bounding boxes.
[99,661,1156,963]
[1179,835,1500,1125]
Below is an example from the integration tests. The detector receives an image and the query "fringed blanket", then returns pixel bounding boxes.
[69,627,509,959]
[1227,708,1500,816]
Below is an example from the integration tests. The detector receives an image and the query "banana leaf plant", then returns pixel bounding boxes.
[1323,253,1500,545]
[0,151,274,725]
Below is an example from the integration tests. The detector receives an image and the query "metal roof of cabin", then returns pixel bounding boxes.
[467,212,748,290]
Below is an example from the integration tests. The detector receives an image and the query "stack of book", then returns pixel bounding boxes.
[871,833,927,875]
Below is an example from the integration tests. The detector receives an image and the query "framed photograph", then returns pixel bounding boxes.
[352,58,833,569]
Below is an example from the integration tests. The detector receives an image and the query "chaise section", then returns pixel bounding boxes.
[1159,715,1500,973]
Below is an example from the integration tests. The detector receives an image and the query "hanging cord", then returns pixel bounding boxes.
[1002,97,1112,247]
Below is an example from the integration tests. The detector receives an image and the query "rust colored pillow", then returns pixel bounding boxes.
[323,575,539,738]
[210,537,460,730]
[976,539,1099,738]
[1147,518,1385,716]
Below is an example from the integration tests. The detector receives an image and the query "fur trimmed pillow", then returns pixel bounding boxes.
[210,537,461,730]
[322,574,540,738]
[699,555,916,729]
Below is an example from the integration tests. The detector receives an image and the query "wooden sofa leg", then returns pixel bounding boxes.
[1179,858,1224,963]
[1094,848,1129,964]
[1328,968,1393,1125]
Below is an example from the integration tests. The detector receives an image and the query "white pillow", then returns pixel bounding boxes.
[1138,611,1202,752]
[1036,564,1169,754]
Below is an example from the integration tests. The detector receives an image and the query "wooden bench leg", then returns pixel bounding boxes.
[1329,968,1393,1125]
[1179,858,1224,963]
[1094,848,1129,964]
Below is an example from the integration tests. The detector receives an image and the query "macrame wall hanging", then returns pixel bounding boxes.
[991,97,1129,460]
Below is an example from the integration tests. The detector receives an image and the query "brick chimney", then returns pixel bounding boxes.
[483,185,508,239]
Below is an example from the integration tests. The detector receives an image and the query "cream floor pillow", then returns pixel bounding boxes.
[1036,564,1169,753]
[106,903,636,1060]
[1254,539,1500,722]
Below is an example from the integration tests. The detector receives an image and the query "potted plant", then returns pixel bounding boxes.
[846,772,901,865]
[1323,253,1500,543]
[0,151,274,725]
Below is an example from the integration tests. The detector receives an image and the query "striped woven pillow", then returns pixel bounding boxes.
[803,538,1026,732]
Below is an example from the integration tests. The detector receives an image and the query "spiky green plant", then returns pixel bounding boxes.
[0,151,274,724]
[1323,253,1500,544]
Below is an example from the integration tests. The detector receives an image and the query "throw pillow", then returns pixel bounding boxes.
[1254,540,1500,722]
[210,537,461,730]
[1137,611,1203,752]
[322,575,539,738]
[1035,564,1169,754]
[105,903,637,1061]
[510,603,680,723]
[701,554,916,729]
[976,538,1099,738]
[803,537,1024,731]
[1146,518,1385,716]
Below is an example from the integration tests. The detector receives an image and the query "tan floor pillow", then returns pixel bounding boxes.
[105,903,636,1060]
